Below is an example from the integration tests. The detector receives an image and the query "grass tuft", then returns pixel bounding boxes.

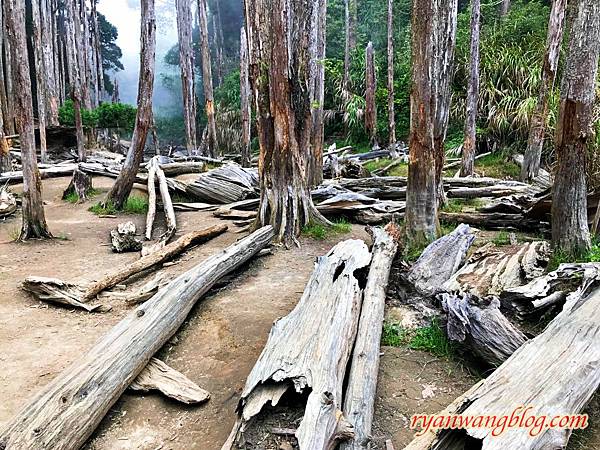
[492,230,511,246]
[302,218,352,240]
[381,318,454,357]
[475,153,521,179]
[64,188,102,204]
[89,195,148,216]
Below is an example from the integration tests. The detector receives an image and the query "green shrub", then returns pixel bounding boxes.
[302,218,352,240]
[89,195,148,215]
[381,318,454,357]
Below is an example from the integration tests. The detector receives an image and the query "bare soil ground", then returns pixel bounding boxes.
[0,176,598,449]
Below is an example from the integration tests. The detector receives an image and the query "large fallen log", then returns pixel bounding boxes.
[22,225,228,310]
[441,293,528,367]
[184,163,258,204]
[1,226,274,450]
[439,211,543,231]
[0,163,79,184]
[341,224,400,450]
[407,282,600,449]
[223,239,372,450]
[407,224,476,296]
[442,241,550,296]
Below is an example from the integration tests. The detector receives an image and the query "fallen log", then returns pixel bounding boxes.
[143,156,177,255]
[223,239,372,450]
[442,241,550,296]
[159,161,205,176]
[407,224,476,296]
[172,202,218,212]
[0,186,17,218]
[341,224,400,450]
[22,277,102,312]
[442,152,491,171]
[184,163,258,204]
[441,293,528,367]
[439,211,543,231]
[1,226,274,450]
[129,357,210,404]
[409,282,600,449]
[0,163,78,184]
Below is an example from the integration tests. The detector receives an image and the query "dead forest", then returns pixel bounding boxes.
[1,0,600,449]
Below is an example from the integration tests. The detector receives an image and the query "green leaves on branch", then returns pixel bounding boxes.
[58,101,137,131]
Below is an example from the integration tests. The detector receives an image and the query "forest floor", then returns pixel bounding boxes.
[0,176,598,449]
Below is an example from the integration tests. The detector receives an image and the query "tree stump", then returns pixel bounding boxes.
[110,221,142,253]
[62,169,93,202]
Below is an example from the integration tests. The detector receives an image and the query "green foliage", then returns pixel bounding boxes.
[475,153,521,179]
[363,158,409,176]
[215,70,242,109]
[63,188,102,204]
[302,218,352,240]
[492,231,511,246]
[548,240,600,272]
[381,318,454,357]
[442,198,484,213]
[89,196,148,215]
[98,13,123,95]
[58,101,136,131]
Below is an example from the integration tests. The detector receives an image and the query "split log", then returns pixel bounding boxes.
[440,293,528,367]
[158,161,205,176]
[144,157,158,239]
[110,221,142,253]
[0,186,17,218]
[409,282,600,449]
[184,163,258,204]
[142,156,177,256]
[61,169,93,202]
[500,262,600,320]
[439,211,543,231]
[21,225,228,311]
[0,226,274,450]
[407,224,476,296]
[224,239,372,450]
[341,224,400,450]
[98,273,170,305]
[129,357,210,404]
[172,202,218,212]
[0,163,78,184]
[442,241,550,296]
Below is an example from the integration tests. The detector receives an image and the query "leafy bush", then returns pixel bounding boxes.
[58,100,98,129]
[58,101,136,131]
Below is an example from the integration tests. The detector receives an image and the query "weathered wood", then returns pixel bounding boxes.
[240,26,251,167]
[386,0,396,149]
[110,221,142,253]
[197,0,217,157]
[441,293,528,367]
[442,241,550,296]
[0,186,17,218]
[411,282,600,449]
[439,211,543,231]
[129,357,209,404]
[224,239,372,449]
[21,276,101,312]
[407,223,475,295]
[62,169,92,202]
[1,226,273,450]
[185,163,258,204]
[0,163,79,184]
[365,42,377,145]
[341,224,400,450]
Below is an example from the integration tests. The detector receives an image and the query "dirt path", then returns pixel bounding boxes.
[3,176,595,450]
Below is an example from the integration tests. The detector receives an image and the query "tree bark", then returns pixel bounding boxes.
[3,2,16,135]
[343,0,357,97]
[1,226,274,450]
[499,0,510,17]
[405,0,458,244]
[0,2,10,137]
[365,42,377,146]
[197,0,218,157]
[6,0,52,240]
[387,0,396,150]
[239,26,251,168]
[213,0,225,87]
[521,0,567,182]
[175,0,198,154]
[460,0,480,177]
[105,0,156,210]
[41,0,60,125]
[551,0,600,256]
[31,0,49,164]
[246,0,330,246]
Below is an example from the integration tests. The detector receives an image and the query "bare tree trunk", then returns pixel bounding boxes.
[3,2,15,135]
[197,0,218,157]
[112,77,120,103]
[239,26,251,168]
[499,0,510,17]
[387,0,396,150]
[246,0,330,246]
[6,0,52,239]
[76,0,92,109]
[66,0,86,162]
[552,0,600,256]
[213,0,225,87]
[105,0,156,210]
[41,0,59,125]
[460,0,481,177]
[521,0,567,182]
[365,42,377,146]
[309,0,327,186]
[406,0,458,244]
[343,0,357,96]
[91,0,104,103]
[175,0,197,154]
[0,3,9,136]
[31,0,49,164]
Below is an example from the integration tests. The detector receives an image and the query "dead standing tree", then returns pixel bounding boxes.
[105,0,156,209]
[552,0,600,256]
[6,0,52,239]
[175,0,197,154]
[240,26,251,168]
[405,0,458,243]
[343,0,357,98]
[31,0,49,163]
[386,0,396,153]
[460,0,481,177]
[365,42,377,147]
[246,0,330,246]
[521,0,567,182]
[197,0,218,157]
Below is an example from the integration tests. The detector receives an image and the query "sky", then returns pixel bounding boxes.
[97,0,180,107]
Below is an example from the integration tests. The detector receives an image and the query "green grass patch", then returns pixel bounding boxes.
[301,218,352,240]
[382,318,454,357]
[548,240,600,272]
[492,230,511,246]
[89,195,148,216]
[475,153,520,179]
[441,198,484,213]
[362,158,409,177]
[63,188,102,204]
